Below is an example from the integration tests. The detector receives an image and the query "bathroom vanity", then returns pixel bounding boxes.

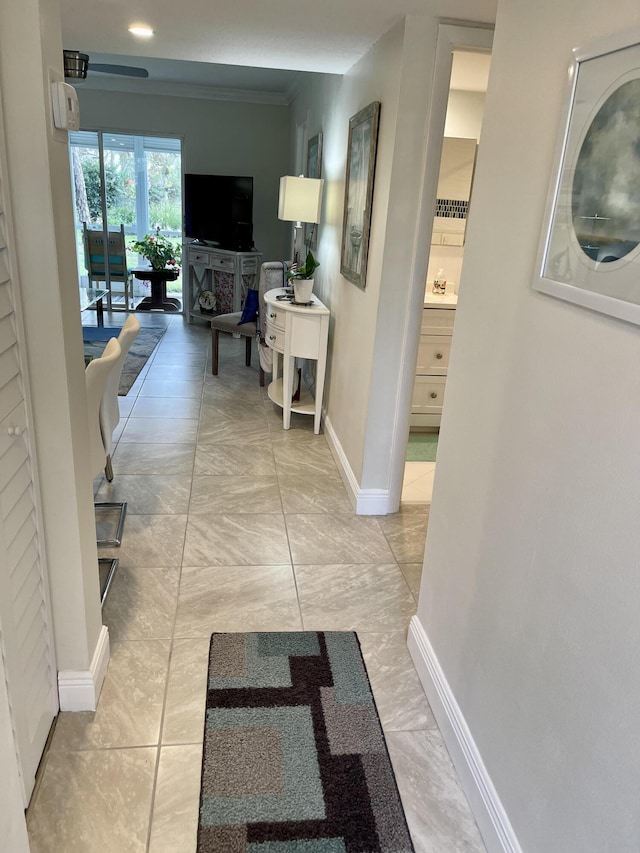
[410,291,458,429]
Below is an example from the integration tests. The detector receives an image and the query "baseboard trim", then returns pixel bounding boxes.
[323,415,393,515]
[58,625,110,712]
[407,617,522,853]
[355,489,393,515]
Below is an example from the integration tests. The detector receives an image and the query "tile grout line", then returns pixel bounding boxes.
[144,314,199,853]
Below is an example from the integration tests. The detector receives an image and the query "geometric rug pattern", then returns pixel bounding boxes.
[82,326,166,395]
[198,632,414,852]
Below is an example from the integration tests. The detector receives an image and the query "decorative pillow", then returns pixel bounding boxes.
[238,288,259,325]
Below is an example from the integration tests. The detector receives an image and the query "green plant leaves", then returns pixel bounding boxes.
[129,227,182,269]
[287,250,320,280]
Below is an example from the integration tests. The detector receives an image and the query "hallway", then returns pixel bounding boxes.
[26,314,485,852]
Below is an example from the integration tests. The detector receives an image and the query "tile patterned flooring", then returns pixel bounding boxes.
[402,461,436,504]
[26,313,485,853]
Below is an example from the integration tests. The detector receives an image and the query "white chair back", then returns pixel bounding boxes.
[85,337,121,478]
[99,315,141,456]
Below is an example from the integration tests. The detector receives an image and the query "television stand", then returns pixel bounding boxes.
[183,244,262,324]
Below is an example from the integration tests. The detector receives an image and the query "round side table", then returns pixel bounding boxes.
[133,268,181,312]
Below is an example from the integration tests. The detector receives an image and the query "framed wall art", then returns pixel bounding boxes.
[340,101,381,289]
[305,132,323,250]
[533,28,640,325]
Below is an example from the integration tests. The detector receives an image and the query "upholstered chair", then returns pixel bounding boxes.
[209,260,289,383]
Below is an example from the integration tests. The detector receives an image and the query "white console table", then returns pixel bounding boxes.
[264,288,329,434]
[183,244,262,324]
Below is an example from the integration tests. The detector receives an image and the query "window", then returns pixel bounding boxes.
[69,131,182,304]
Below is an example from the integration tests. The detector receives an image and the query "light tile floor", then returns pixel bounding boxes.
[402,461,436,504]
[26,312,485,853]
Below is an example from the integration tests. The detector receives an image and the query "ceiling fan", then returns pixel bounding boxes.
[63,50,149,80]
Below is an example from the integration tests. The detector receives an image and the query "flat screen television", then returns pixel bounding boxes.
[184,173,254,251]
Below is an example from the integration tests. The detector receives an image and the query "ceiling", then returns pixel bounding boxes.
[60,0,497,78]
[76,50,492,105]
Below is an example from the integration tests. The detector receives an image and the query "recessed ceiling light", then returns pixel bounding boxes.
[128,25,153,38]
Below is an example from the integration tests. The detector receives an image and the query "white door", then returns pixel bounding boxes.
[0,95,58,804]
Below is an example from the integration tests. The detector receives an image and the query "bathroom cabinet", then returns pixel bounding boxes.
[411,296,457,429]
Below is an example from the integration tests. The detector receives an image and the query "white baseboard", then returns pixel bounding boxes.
[58,625,110,712]
[354,489,393,515]
[323,415,393,515]
[407,616,522,853]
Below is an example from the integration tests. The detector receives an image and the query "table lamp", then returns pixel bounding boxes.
[278,175,324,265]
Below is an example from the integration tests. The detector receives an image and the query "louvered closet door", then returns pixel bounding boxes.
[0,112,57,803]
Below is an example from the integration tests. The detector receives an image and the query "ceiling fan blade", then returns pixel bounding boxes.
[88,63,149,78]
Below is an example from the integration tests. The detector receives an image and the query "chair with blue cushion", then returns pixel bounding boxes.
[83,223,134,311]
[210,284,264,385]
[210,261,289,386]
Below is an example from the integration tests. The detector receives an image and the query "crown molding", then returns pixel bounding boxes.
[75,75,291,106]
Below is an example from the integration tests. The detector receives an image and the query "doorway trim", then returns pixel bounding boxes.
[388,22,494,510]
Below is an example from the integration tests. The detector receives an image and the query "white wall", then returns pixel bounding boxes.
[0,0,106,837]
[0,0,103,672]
[77,89,291,260]
[415,0,640,850]
[289,23,406,482]
[290,18,442,502]
[445,89,486,140]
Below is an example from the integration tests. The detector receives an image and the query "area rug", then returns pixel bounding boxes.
[82,326,166,395]
[406,433,438,462]
[198,632,414,853]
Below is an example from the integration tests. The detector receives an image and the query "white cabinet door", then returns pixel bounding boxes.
[0,110,57,804]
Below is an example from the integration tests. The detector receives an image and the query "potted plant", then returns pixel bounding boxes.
[287,250,319,303]
[130,228,182,273]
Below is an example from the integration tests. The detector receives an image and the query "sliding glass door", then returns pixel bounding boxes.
[69,131,182,309]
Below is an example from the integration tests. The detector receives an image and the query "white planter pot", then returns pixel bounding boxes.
[293,278,314,303]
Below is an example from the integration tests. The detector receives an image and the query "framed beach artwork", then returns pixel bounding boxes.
[533,28,640,325]
[341,101,381,289]
[305,132,323,250]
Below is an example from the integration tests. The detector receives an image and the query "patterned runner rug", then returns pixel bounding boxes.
[198,632,414,852]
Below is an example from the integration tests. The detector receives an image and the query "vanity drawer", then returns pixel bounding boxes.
[189,250,211,265]
[210,255,235,271]
[416,336,451,375]
[240,256,258,274]
[265,321,285,353]
[411,376,447,415]
[265,304,286,331]
[421,308,455,336]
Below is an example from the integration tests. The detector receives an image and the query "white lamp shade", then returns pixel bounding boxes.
[278,176,324,224]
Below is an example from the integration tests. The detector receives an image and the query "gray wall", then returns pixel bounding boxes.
[77,89,291,260]
[416,0,640,849]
